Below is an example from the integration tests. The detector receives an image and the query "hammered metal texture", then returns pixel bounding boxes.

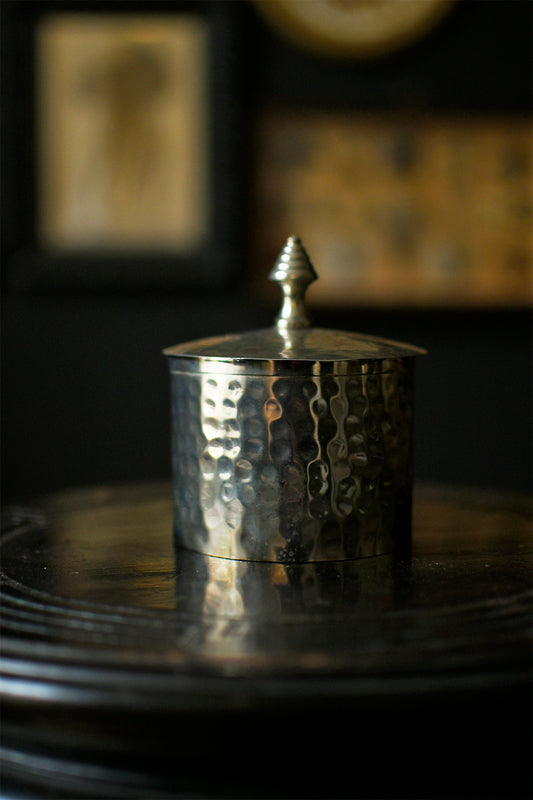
[169,362,414,562]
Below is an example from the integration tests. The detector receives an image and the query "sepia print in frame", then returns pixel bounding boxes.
[3,4,241,291]
[38,14,209,254]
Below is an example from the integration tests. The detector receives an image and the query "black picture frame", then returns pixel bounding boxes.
[1,0,246,292]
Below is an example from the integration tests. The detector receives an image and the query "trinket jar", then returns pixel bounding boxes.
[164,236,425,562]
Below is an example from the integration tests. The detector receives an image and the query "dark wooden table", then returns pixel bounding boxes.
[1,482,531,799]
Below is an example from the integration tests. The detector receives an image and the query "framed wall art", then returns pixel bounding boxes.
[37,14,210,254]
[2,2,245,291]
[252,109,532,308]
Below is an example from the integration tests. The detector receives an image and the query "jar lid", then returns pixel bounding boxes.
[164,236,426,376]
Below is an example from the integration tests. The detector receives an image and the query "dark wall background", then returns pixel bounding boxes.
[2,0,532,504]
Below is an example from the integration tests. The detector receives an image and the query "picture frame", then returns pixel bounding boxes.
[1,1,245,292]
[252,108,532,308]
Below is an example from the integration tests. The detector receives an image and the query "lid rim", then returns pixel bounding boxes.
[165,354,419,377]
[163,326,426,363]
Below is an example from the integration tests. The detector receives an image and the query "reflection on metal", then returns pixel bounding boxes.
[1,481,531,675]
[174,543,396,658]
[171,367,414,562]
[165,238,424,563]
[1,482,531,799]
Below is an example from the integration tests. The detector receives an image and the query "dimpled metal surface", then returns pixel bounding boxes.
[170,360,414,562]
[167,236,422,563]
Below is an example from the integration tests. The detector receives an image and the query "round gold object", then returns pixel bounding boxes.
[254,0,456,59]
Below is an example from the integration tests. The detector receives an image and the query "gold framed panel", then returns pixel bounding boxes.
[252,109,532,308]
[3,2,243,291]
[37,14,209,255]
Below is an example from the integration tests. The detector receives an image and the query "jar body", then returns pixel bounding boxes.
[168,361,415,562]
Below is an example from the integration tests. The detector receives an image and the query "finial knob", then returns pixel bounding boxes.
[269,236,318,332]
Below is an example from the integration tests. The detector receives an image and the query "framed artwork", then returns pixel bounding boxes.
[2,2,244,290]
[37,14,209,254]
[252,109,532,308]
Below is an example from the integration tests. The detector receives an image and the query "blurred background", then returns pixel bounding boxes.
[1,0,532,504]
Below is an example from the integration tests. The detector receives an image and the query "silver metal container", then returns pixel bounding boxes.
[164,237,425,563]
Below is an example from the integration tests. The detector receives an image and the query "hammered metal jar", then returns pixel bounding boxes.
[164,237,425,563]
